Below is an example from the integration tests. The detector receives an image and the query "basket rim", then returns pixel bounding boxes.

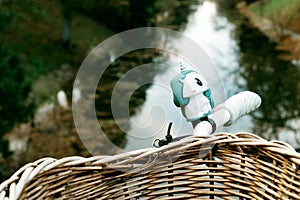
[1,132,300,199]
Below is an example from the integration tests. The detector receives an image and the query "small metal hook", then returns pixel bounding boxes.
[152,122,173,148]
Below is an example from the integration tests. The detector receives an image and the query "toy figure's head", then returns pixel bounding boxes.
[170,64,209,107]
[181,70,209,98]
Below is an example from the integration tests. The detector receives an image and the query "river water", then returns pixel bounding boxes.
[3,0,299,183]
[125,1,253,150]
[7,1,299,157]
[125,0,300,151]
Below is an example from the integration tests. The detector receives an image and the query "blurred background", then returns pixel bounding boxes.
[0,0,299,181]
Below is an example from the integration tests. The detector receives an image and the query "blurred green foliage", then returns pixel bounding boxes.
[0,7,33,157]
[250,0,300,17]
[65,0,158,31]
[0,0,198,159]
[0,46,34,158]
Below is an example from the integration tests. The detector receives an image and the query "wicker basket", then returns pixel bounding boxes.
[1,132,300,199]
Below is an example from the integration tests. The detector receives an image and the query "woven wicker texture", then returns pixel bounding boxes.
[1,132,300,199]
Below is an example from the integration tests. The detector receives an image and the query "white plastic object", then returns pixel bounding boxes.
[193,109,230,136]
[214,91,261,126]
[57,90,68,108]
[193,91,261,136]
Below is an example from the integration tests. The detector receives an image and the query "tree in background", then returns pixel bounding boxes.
[236,21,300,140]
[0,46,34,158]
[61,0,72,49]
[0,9,34,158]
[69,0,159,31]
[128,0,157,28]
[216,0,300,141]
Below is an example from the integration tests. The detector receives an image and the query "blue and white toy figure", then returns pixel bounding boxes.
[151,63,262,146]
[171,63,216,131]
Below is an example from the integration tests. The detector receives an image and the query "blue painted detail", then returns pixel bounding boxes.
[170,69,195,107]
[204,89,215,108]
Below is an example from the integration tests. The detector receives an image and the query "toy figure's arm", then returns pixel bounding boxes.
[204,89,214,108]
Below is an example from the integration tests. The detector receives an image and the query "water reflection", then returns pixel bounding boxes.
[81,26,224,154]
[126,0,300,150]
[216,0,300,148]
[234,17,300,145]
[125,1,246,150]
